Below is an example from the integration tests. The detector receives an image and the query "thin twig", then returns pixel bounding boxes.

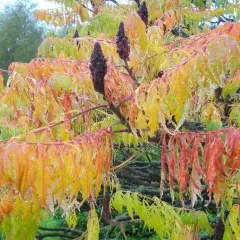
[38,226,82,235]
[111,151,145,171]
[112,129,130,134]
[105,0,119,4]
[32,104,108,134]
[0,69,10,74]
[115,94,133,108]
[76,0,93,12]
[36,232,78,240]
[123,59,140,86]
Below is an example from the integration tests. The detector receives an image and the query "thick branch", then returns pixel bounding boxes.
[36,232,78,240]
[103,214,140,227]
[108,103,131,131]
[38,226,82,235]
[117,171,159,188]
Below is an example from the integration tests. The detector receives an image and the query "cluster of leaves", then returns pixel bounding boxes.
[128,21,240,137]
[111,191,214,239]
[0,129,112,238]
[34,1,89,26]
[160,127,240,206]
[1,58,102,134]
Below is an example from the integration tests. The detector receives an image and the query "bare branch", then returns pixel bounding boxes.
[115,94,133,108]
[38,226,82,235]
[76,0,93,12]
[123,59,140,86]
[36,232,78,240]
[105,0,119,4]
[111,151,146,171]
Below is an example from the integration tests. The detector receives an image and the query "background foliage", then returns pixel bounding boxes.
[0,1,44,71]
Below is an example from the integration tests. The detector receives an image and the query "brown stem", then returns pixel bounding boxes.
[117,171,159,187]
[123,59,140,86]
[108,104,131,131]
[112,129,130,134]
[115,94,133,108]
[32,104,108,134]
[111,151,146,171]
[36,232,78,239]
[76,0,93,12]
[38,227,82,235]
[103,215,140,227]
[0,69,10,74]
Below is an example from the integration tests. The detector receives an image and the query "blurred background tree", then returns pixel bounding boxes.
[0,0,45,72]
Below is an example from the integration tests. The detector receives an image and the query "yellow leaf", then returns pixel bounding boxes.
[87,209,99,240]
[201,103,221,125]
[17,116,30,127]
[66,211,77,228]
[0,73,4,93]
[124,12,148,53]
[59,125,71,141]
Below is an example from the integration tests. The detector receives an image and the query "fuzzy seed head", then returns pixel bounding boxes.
[134,0,141,8]
[89,42,107,94]
[116,22,130,61]
[138,1,148,27]
[73,29,79,38]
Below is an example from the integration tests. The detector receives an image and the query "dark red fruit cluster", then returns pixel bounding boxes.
[73,29,79,38]
[73,29,80,50]
[89,42,107,95]
[138,1,148,27]
[213,219,225,240]
[116,22,130,61]
[134,0,140,8]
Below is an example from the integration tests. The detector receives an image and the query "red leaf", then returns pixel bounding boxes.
[168,138,177,188]
[160,134,167,197]
[179,143,189,194]
[226,128,240,169]
[191,139,205,177]
[206,145,218,192]
[62,93,71,112]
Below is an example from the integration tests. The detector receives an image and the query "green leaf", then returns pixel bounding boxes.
[206,120,222,131]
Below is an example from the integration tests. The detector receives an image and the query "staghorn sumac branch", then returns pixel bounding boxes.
[123,59,139,86]
[108,103,131,130]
